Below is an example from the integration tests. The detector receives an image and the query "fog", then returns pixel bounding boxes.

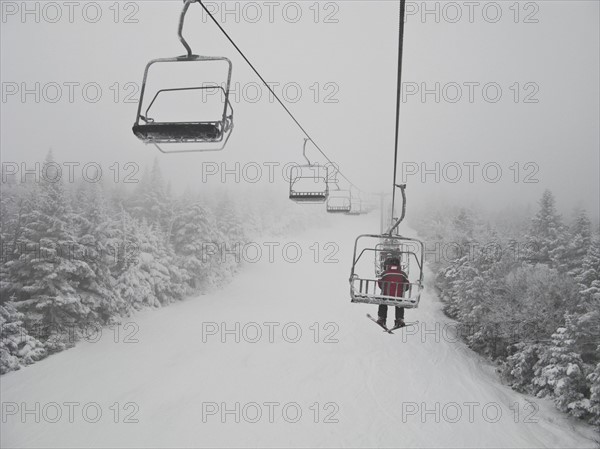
[1,0,598,218]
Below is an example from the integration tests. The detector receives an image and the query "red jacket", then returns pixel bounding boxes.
[378,266,409,298]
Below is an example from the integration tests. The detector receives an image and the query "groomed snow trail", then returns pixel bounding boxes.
[1,213,596,448]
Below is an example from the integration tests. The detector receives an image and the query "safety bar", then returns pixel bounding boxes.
[350,276,422,308]
[134,56,233,128]
[142,85,230,124]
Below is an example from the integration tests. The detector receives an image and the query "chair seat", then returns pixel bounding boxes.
[327,206,351,213]
[133,122,222,142]
[290,192,328,203]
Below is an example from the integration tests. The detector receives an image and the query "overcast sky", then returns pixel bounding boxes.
[1,1,598,218]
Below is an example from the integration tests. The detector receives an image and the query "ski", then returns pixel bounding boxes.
[366,314,390,332]
[386,320,419,334]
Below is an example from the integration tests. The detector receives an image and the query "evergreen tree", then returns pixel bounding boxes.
[214,191,246,244]
[5,152,96,351]
[587,355,600,426]
[502,343,543,394]
[533,315,590,418]
[72,181,127,321]
[565,209,593,277]
[453,208,475,244]
[170,198,219,289]
[504,264,577,338]
[129,159,171,233]
[0,183,32,297]
[115,216,187,310]
[114,213,158,310]
[576,237,600,303]
[0,298,46,374]
[525,190,567,267]
[416,197,599,425]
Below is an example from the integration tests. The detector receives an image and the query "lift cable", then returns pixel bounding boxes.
[390,0,406,226]
[197,0,360,192]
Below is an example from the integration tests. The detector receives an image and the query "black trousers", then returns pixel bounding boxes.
[378,304,404,320]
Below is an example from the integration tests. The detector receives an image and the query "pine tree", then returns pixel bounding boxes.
[5,152,96,351]
[128,159,171,233]
[114,213,158,310]
[533,315,590,418]
[214,191,246,244]
[0,297,46,374]
[576,237,600,304]
[525,190,567,267]
[502,343,543,394]
[0,183,32,297]
[587,355,600,426]
[115,215,187,310]
[72,181,127,321]
[170,197,219,289]
[453,208,475,244]
[504,264,577,338]
[565,209,593,277]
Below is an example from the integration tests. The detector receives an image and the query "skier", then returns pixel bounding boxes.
[376,257,409,329]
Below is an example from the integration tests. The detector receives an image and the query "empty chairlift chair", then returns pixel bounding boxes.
[346,194,362,215]
[326,186,352,213]
[289,139,329,203]
[132,0,234,153]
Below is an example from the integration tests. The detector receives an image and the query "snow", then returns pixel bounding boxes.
[1,213,596,448]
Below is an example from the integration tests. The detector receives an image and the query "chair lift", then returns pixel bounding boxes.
[346,191,363,216]
[289,139,329,203]
[326,184,352,213]
[350,184,425,309]
[132,0,233,153]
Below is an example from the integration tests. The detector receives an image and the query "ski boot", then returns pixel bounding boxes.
[376,316,386,327]
[394,319,406,329]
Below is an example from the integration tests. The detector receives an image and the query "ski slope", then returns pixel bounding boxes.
[1,213,596,448]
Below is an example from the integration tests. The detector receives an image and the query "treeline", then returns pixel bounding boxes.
[414,190,600,426]
[0,152,316,374]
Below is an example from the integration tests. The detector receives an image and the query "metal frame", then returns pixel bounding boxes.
[350,234,424,308]
[289,170,329,203]
[132,0,234,153]
[289,139,329,203]
[133,57,234,153]
[346,194,362,215]
[326,186,352,213]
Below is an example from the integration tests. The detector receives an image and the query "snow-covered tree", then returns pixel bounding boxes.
[502,343,543,393]
[0,298,46,374]
[170,198,221,289]
[72,181,127,321]
[525,190,567,267]
[564,209,593,277]
[533,315,590,418]
[415,194,599,425]
[576,237,600,304]
[5,152,97,351]
[128,159,172,234]
[115,214,187,310]
[0,155,328,374]
[587,356,600,426]
[214,191,246,245]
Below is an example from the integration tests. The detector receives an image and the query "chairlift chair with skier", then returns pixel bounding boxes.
[350,185,425,309]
